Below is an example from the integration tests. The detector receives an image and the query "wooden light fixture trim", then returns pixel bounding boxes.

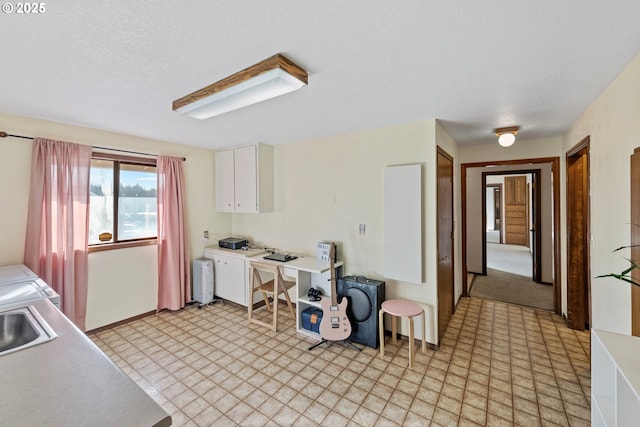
[172,54,308,111]
[494,126,520,136]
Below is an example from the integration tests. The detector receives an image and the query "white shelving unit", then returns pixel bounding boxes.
[296,267,335,339]
[248,256,342,339]
[592,329,640,426]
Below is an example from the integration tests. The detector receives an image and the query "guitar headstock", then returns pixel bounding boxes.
[329,242,336,265]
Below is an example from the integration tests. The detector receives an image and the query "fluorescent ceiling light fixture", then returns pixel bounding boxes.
[495,126,519,147]
[173,54,308,119]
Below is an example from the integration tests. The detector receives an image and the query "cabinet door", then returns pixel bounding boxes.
[233,145,258,213]
[215,149,235,212]
[223,257,246,305]
[212,255,246,306]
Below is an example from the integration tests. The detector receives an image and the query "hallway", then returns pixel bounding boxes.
[487,242,533,278]
[470,242,554,311]
[89,297,590,426]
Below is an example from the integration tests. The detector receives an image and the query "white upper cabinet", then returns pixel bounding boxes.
[215,144,273,213]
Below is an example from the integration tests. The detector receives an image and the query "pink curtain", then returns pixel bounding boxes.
[24,138,91,330]
[157,156,191,311]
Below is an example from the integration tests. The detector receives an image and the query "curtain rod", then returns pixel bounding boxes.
[0,131,186,161]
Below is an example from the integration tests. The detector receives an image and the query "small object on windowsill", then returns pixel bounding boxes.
[98,232,112,242]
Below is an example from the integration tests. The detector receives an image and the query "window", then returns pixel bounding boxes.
[89,153,157,250]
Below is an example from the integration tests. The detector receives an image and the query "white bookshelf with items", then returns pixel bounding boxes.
[591,329,640,426]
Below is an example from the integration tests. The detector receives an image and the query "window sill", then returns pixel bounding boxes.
[88,239,157,253]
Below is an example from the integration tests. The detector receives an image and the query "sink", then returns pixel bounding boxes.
[0,306,57,356]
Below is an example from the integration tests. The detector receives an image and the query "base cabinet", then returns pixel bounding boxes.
[592,329,640,426]
[210,254,245,305]
[203,247,265,306]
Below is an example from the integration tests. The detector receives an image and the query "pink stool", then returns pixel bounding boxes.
[379,299,426,367]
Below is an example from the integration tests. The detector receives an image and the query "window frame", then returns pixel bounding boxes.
[88,152,158,253]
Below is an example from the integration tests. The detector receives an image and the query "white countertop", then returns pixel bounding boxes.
[249,254,343,274]
[204,245,266,259]
[0,299,171,427]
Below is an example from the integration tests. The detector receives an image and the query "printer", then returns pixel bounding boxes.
[218,237,248,250]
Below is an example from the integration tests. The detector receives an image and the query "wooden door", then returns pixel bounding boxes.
[566,139,590,330]
[631,148,640,336]
[504,176,529,246]
[437,147,454,344]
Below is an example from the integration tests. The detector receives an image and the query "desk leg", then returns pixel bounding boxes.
[248,266,254,321]
[379,309,385,358]
[269,275,278,332]
[408,316,415,368]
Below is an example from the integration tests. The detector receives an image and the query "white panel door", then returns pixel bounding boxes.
[234,145,258,213]
[215,149,235,212]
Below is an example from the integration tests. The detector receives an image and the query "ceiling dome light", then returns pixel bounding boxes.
[498,133,515,147]
[495,126,520,147]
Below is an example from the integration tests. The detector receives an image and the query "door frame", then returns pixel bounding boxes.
[631,147,640,336]
[482,170,542,281]
[486,184,503,243]
[462,157,561,315]
[566,137,591,330]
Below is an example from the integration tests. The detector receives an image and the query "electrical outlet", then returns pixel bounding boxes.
[203,230,209,239]
[359,224,366,235]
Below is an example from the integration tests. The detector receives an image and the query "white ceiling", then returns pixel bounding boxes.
[2,1,640,149]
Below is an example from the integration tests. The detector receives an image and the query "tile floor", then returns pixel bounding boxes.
[89,297,591,426]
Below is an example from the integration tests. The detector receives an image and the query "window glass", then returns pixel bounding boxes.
[118,163,157,240]
[88,156,157,246]
[89,159,114,245]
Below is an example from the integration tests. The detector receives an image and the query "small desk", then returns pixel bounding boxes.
[248,255,343,338]
[251,255,341,274]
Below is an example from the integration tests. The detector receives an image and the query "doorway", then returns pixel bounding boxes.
[566,137,590,331]
[482,171,542,282]
[462,157,561,315]
[486,184,502,244]
[437,146,454,345]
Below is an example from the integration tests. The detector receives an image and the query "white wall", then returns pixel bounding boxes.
[564,52,640,335]
[0,112,230,330]
[230,119,457,344]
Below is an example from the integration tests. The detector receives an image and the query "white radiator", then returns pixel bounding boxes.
[192,258,214,305]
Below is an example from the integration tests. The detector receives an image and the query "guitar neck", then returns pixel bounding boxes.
[328,243,338,306]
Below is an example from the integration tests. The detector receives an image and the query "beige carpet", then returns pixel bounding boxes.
[487,242,532,278]
[471,268,553,310]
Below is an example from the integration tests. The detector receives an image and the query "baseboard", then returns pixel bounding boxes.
[86,310,155,335]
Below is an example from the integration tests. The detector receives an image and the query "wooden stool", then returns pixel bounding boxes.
[379,299,426,367]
